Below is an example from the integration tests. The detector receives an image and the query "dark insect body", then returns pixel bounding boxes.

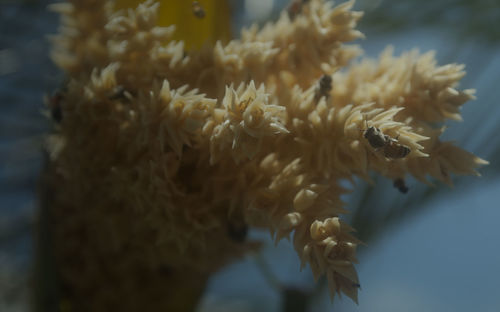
[314,74,332,102]
[383,137,411,159]
[363,126,411,159]
[363,126,386,149]
[227,219,248,243]
[393,178,409,194]
[192,1,206,19]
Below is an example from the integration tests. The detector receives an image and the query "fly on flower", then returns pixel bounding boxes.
[314,74,332,102]
[363,126,387,149]
[363,124,411,159]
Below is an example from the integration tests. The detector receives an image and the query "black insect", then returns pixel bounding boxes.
[393,178,409,194]
[192,1,205,19]
[363,126,387,149]
[227,219,248,243]
[383,137,411,159]
[363,125,411,159]
[314,74,332,102]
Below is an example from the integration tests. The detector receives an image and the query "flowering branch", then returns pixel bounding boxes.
[45,0,487,309]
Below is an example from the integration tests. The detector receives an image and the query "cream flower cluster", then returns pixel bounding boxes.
[208,82,289,164]
[47,0,487,309]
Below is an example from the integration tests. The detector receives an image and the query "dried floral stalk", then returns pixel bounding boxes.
[45,0,487,310]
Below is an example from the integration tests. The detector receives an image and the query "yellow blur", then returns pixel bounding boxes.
[115,0,232,50]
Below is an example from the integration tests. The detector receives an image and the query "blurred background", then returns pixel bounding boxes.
[0,0,499,311]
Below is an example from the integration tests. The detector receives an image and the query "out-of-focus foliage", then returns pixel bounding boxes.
[357,0,500,44]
